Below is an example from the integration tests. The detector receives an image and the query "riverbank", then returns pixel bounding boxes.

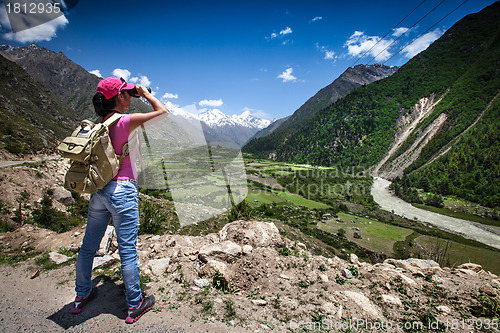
[371,177,500,250]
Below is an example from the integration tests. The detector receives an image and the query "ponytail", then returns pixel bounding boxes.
[93,92,119,117]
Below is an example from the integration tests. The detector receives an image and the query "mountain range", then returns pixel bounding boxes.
[0,44,272,149]
[0,1,498,209]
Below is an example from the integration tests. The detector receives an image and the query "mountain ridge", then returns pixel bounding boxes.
[244,64,399,148]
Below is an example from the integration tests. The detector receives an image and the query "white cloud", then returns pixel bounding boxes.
[393,27,409,37]
[280,27,292,36]
[129,77,138,83]
[268,26,293,40]
[345,31,394,62]
[89,69,102,77]
[199,99,223,107]
[316,43,336,60]
[138,75,151,87]
[2,15,68,43]
[277,67,296,83]
[112,68,131,81]
[162,92,179,99]
[402,28,444,58]
[311,16,323,23]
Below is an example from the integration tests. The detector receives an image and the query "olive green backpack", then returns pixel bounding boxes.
[58,113,129,194]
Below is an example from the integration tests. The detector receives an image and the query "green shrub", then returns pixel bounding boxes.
[31,194,83,233]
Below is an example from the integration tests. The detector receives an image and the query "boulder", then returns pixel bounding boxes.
[148,258,170,276]
[92,255,116,269]
[52,187,75,206]
[457,263,482,272]
[218,220,284,248]
[198,260,229,281]
[199,240,242,263]
[384,258,440,273]
[343,291,381,319]
[97,226,115,256]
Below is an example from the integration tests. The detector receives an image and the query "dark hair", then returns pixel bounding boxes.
[92,92,119,117]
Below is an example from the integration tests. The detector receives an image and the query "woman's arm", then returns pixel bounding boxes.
[129,85,168,134]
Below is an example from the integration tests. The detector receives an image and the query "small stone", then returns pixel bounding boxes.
[381,294,402,306]
[30,270,40,279]
[49,251,71,265]
[242,244,253,255]
[321,302,336,314]
[342,268,353,279]
[194,278,210,288]
[319,273,329,282]
[280,274,291,280]
[350,253,359,265]
[436,305,451,314]
[297,242,307,250]
[165,238,176,247]
[252,299,267,306]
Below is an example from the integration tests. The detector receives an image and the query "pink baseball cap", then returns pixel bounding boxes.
[97,77,135,99]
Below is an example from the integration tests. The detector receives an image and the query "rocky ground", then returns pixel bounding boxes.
[0,159,499,332]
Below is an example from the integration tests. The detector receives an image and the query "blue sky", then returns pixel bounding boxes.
[0,0,496,120]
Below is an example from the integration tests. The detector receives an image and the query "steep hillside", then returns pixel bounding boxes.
[243,64,398,152]
[249,116,290,141]
[244,2,500,207]
[0,44,151,119]
[0,55,77,155]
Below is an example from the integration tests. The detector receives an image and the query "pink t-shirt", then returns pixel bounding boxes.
[108,114,136,180]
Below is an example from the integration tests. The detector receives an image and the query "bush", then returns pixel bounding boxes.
[425,193,445,208]
[139,200,168,235]
[31,194,83,233]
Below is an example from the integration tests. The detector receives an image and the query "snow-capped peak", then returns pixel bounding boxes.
[230,111,270,129]
[198,108,232,127]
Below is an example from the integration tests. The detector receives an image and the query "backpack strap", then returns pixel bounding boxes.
[102,113,123,127]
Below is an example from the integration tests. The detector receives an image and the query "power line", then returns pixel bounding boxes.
[366,0,447,65]
[350,0,428,68]
[382,0,470,65]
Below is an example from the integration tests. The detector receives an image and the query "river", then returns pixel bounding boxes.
[371,177,500,250]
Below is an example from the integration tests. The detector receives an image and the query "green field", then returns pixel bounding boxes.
[414,235,500,275]
[318,213,414,256]
[245,189,329,209]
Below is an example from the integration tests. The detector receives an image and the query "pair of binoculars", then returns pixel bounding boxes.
[127,87,152,97]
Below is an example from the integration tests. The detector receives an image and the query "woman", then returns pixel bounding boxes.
[72,76,167,324]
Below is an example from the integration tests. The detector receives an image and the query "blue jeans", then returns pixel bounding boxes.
[75,180,142,307]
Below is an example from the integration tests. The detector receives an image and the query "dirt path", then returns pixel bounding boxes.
[0,155,60,168]
[0,259,247,333]
[371,177,500,250]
